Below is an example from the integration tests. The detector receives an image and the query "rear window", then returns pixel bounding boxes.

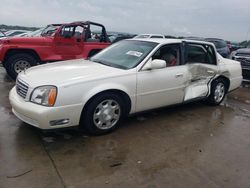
[185,43,217,65]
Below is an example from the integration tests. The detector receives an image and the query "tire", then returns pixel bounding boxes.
[207,78,227,105]
[80,93,126,135]
[88,49,101,58]
[5,53,37,80]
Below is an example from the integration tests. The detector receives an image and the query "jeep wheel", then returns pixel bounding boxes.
[5,53,37,80]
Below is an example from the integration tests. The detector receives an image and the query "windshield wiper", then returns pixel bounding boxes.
[110,64,127,69]
[91,59,107,66]
[91,59,127,69]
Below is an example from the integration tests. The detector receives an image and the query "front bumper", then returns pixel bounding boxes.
[242,68,250,82]
[9,87,83,129]
[233,55,250,82]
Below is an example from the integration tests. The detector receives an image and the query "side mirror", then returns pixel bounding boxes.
[143,59,166,70]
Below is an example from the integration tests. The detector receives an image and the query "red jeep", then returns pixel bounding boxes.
[0,21,111,79]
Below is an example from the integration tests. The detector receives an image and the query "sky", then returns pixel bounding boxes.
[0,0,249,42]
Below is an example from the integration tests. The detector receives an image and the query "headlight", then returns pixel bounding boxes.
[30,86,57,106]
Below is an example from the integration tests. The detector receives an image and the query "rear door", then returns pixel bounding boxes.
[184,42,218,101]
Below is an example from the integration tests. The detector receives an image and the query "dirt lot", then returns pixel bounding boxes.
[0,66,250,188]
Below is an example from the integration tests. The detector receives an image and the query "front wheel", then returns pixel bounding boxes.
[80,93,125,135]
[5,53,37,80]
[207,78,227,105]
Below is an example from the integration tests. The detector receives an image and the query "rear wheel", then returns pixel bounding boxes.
[207,78,227,105]
[80,93,125,135]
[5,53,37,80]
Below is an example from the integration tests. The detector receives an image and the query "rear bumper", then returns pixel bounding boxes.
[229,76,243,91]
[9,87,83,129]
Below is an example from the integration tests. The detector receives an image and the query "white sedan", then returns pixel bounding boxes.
[9,39,242,135]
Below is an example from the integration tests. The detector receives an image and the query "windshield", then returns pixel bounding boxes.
[41,25,60,36]
[29,28,44,37]
[90,40,158,69]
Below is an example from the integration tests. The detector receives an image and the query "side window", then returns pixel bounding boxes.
[74,26,84,40]
[60,25,85,40]
[186,44,216,65]
[60,25,75,38]
[152,44,181,67]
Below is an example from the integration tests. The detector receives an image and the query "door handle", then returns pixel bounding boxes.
[207,70,215,74]
[175,73,184,78]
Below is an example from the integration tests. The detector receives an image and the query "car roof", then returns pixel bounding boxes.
[137,34,164,36]
[128,38,214,46]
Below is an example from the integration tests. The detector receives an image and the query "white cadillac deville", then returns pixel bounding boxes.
[9,39,242,135]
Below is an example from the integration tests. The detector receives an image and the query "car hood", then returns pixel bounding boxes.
[18,59,128,87]
[236,48,250,54]
[6,36,53,44]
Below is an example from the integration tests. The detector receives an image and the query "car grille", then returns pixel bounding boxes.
[16,79,29,98]
[236,53,250,57]
[234,56,250,68]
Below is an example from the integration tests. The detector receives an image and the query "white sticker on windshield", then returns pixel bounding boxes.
[126,51,143,57]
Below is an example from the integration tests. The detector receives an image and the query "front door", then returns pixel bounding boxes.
[54,24,84,59]
[136,43,188,112]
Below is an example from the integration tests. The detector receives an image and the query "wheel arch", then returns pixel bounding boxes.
[212,75,230,91]
[3,48,41,66]
[79,88,132,125]
[87,49,102,58]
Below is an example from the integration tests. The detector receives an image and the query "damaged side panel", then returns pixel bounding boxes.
[184,63,219,101]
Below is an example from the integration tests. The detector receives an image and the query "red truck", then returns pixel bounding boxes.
[0,21,111,79]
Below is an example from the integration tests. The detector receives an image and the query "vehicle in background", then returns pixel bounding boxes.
[108,33,135,43]
[231,48,250,82]
[0,21,111,79]
[0,31,6,38]
[4,30,30,37]
[24,28,44,37]
[205,38,230,58]
[14,31,32,37]
[9,38,242,134]
[134,34,165,39]
[184,36,205,41]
